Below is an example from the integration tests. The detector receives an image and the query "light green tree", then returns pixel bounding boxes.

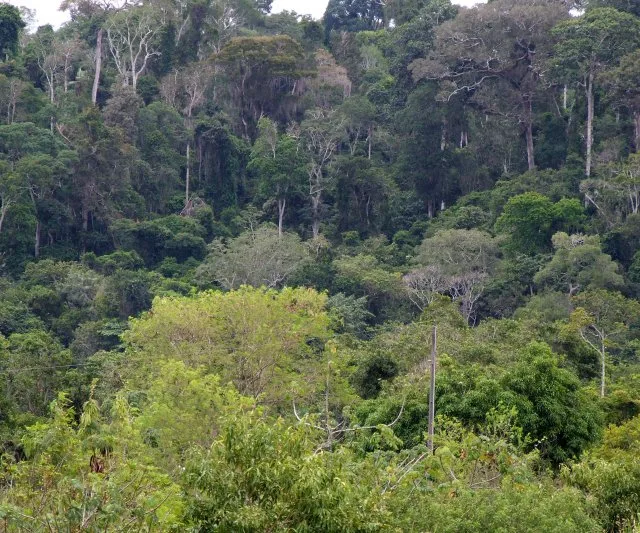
[119,286,332,406]
[0,392,182,530]
[567,289,640,397]
[534,232,623,295]
[196,224,309,289]
[406,229,500,322]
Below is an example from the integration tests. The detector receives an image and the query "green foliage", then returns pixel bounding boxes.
[327,292,373,336]
[552,8,640,82]
[3,330,72,417]
[0,1,640,527]
[120,286,333,406]
[535,232,624,295]
[111,216,206,266]
[216,35,307,136]
[183,409,388,531]
[196,224,309,289]
[0,3,25,58]
[501,342,603,464]
[566,415,640,531]
[324,0,386,39]
[0,393,183,530]
[496,193,585,255]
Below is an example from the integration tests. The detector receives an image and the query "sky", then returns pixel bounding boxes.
[8,0,485,29]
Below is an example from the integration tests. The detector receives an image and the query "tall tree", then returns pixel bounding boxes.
[408,228,500,323]
[602,50,640,152]
[568,290,640,397]
[323,0,387,40]
[60,0,124,104]
[0,3,25,60]
[216,35,307,138]
[248,117,306,235]
[534,232,623,295]
[551,7,640,177]
[295,109,343,238]
[411,0,569,171]
[581,153,640,222]
[106,6,164,89]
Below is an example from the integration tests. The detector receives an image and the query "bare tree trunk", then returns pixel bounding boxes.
[34,219,41,258]
[600,342,606,398]
[0,204,7,234]
[427,325,437,455]
[92,28,103,105]
[523,96,535,171]
[49,74,55,134]
[633,110,640,153]
[525,122,535,171]
[585,71,595,178]
[197,137,203,181]
[185,142,190,206]
[278,198,285,237]
[563,85,568,111]
[311,195,320,239]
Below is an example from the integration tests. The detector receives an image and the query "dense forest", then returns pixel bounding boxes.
[0,0,639,529]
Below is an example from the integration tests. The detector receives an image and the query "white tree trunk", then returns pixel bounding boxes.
[585,71,595,178]
[278,198,285,237]
[523,96,535,171]
[92,28,103,105]
[634,110,640,153]
[185,142,190,206]
[600,342,606,398]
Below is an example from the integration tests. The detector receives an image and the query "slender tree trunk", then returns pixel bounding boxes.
[523,96,535,171]
[311,195,320,238]
[185,142,190,206]
[49,74,55,133]
[92,28,103,105]
[525,122,535,171]
[600,342,606,398]
[633,110,640,153]
[585,71,595,178]
[427,325,437,454]
[0,204,7,234]
[278,198,285,237]
[34,219,40,258]
[563,85,568,111]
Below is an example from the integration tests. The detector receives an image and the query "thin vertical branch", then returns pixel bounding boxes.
[427,325,437,454]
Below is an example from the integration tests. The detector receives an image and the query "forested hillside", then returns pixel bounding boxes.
[0,0,639,529]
